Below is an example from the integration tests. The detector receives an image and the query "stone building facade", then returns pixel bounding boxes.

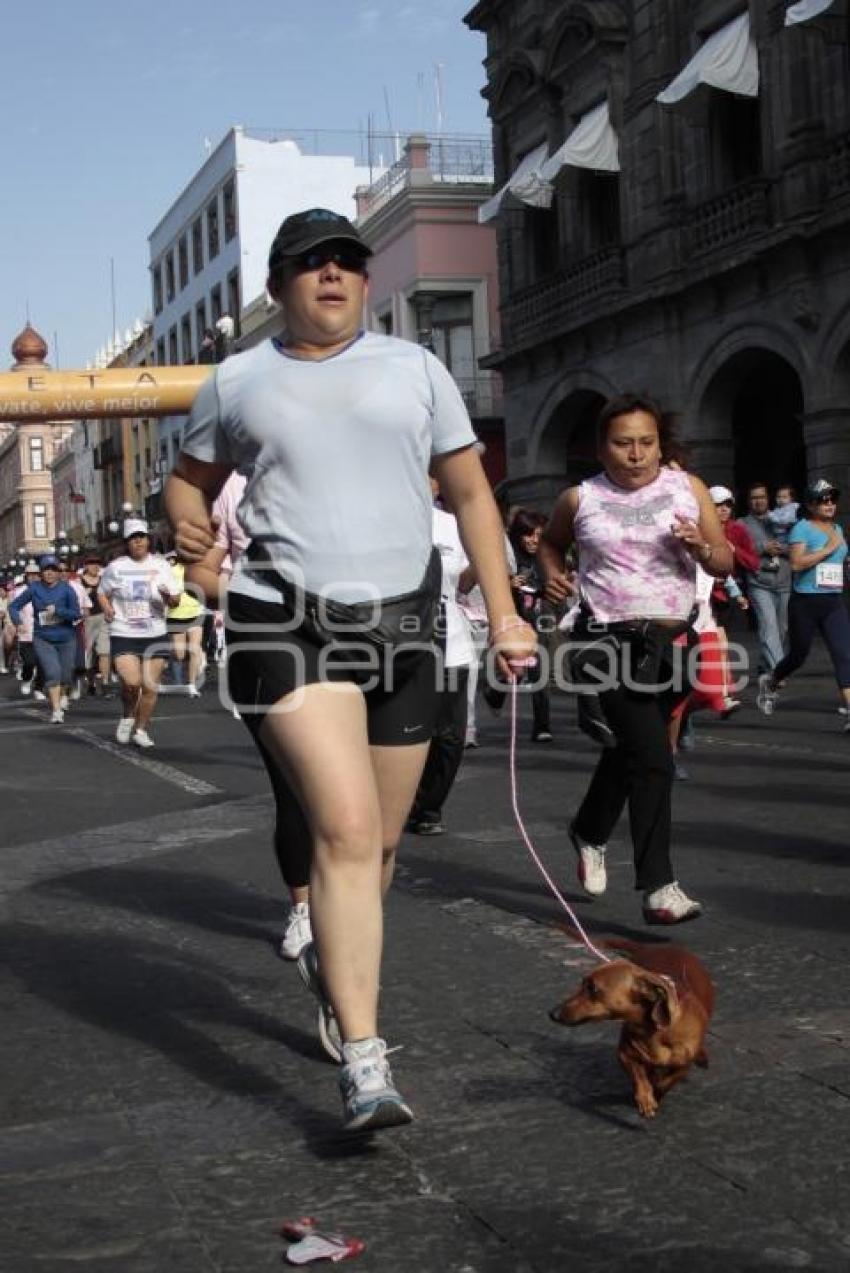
[464,0,850,509]
[0,327,75,564]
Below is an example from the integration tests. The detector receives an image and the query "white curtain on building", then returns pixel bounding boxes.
[657,12,759,105]
[478,142,551,223]
[785,0,834,24]
[540,101,620,179]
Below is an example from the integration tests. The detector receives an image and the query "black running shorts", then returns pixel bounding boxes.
[224,591,439,746]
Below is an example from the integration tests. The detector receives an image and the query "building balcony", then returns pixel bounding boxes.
[502,247,625,349]
[685,178,772,259]
[357,134,494,220]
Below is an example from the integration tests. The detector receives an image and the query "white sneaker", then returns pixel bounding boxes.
[339,1038,413,1133]
[279,902,312,961]
[20,680,32,697]
[50,708,64,724]
[133,728,154,748]
[569,825,607,896]
[59,694,70,711]
[70,681,82,701]
[756,673,777,716]
[33,689,46,702]
[115,717,135,744]
[643,881,702,925]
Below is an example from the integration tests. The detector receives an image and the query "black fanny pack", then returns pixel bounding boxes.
[244,542,441,653]
[570,606,697,691]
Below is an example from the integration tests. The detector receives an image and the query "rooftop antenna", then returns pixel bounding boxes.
[435,62,445,133]
[25,299,31,325]
[109,258,117,346]
[383,85,400,162]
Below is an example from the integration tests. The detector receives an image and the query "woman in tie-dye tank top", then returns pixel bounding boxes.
[539,394,733,925]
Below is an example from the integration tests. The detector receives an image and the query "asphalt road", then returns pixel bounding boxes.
[1,655,848,1272]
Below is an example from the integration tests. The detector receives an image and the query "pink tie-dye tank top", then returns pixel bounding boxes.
[574,467,699,622]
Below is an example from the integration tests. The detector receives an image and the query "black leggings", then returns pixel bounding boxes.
[772,593,850,689]
[410,666,469,821]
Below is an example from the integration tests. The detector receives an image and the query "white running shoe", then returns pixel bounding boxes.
[59,694,70,711]
[187,684,201,698]
[339,1038,413,1133]
[569,825,607,896]
[643,881,702,925]
[70,681,82,701]
[756,673,777,716]
[20,680,32,697]
[50,708,64,724]
[279,902,312,961]
[115,717,135,744]
[133,728,154,748]
[33,689,47,702]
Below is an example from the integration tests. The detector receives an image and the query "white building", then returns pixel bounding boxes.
[148,127,378,471]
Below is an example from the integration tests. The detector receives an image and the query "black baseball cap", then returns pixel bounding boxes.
[267,208,372,272]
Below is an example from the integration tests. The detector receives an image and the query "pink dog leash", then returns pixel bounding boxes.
[506,665,612,965]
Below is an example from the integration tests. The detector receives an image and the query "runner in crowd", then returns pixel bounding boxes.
[59,560,91,704]
[166,206,535,1131]
[740,482,792,675]
[166,553,206,697]
[8,554,81,723]
[186,470,314,965]
[405,478,477,835]
[10,562,40,695]
[757,478,850,728]
[98,519,181,748]
[79,557,111,696]
[0,581,13,674]
[540,393,732,924]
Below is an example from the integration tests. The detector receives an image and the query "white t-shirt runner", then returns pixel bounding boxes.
[99,554,180,638]
[181,331,477,604]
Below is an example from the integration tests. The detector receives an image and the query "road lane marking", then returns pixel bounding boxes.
[0,794,273,895]
[67,728,221,795]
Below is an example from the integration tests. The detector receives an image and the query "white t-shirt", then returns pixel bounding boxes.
[433,508,475,669]
[181,331,476,603]
[100,554,180,638]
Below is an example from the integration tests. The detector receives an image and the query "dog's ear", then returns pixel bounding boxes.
[637,974,679,1028]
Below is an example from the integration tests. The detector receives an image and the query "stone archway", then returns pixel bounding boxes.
[538,387,606,483]
[696,349,806,500]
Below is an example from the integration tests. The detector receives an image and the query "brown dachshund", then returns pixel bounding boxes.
[550,935,715,1118]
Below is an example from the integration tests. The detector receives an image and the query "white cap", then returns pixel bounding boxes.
[123,517,149,539]
[709,485,734,504]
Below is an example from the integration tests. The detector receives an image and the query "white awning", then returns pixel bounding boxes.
[540,101,620,179]
[478,142,551,223]
[657,12,759,105]
[785,0,834,24]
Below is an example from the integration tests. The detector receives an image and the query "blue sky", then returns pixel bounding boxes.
[1,1,488,369]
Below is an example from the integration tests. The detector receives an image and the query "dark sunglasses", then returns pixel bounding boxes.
[291,247,369,275]
[816,495,837,504]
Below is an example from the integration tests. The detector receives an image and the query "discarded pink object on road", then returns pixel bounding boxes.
[281,1217,365,1264]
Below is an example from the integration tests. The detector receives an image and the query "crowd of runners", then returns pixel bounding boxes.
[2,206,847,1137]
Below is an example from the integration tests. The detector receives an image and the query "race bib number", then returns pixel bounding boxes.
[38,606,58,626]
[815,562,843,590]
[125,579,153,628]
